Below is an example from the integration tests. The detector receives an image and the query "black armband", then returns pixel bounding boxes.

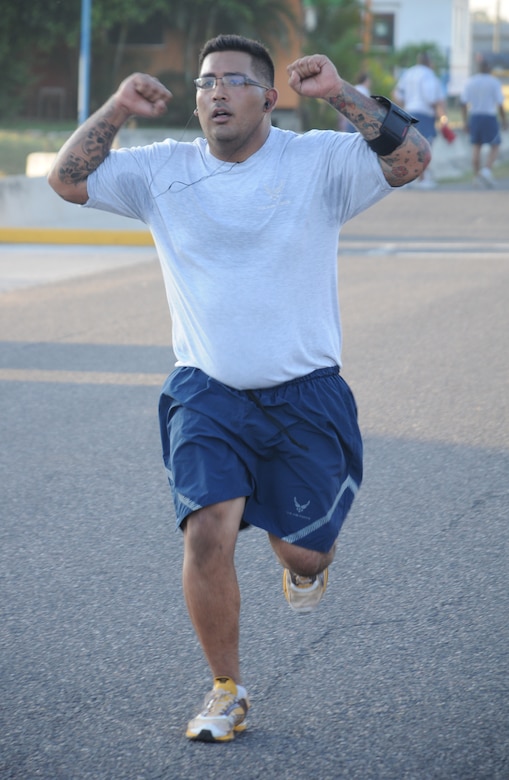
[366,96,418,156]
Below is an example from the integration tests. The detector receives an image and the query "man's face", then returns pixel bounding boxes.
[196,50,275,161]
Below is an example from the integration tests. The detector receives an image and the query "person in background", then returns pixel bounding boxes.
[461,58,507,188]
[47,34,430,744]
[393,52,446,188]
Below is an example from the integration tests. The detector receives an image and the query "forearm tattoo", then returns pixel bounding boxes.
[328,95,385,138]
[58,119,117,184]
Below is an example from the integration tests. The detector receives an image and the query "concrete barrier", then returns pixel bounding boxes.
[0,175,152,245]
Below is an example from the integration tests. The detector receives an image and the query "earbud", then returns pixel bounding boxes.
[193,108,199,116]
[264,101,270,110]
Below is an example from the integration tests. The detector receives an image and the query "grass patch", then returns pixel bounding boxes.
[1,117,508,183]
[0,123,75,177]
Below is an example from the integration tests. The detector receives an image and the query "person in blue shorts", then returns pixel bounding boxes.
[48,34,430,743]
[393,52,446,188]
[461,58,507,188]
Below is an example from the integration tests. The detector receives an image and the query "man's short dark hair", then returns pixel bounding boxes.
[199,34,275,87]
[417,52,430,67]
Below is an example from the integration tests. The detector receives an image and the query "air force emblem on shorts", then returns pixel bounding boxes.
[293,497,311,516]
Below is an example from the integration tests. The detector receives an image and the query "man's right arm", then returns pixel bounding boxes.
[48,73,172,205]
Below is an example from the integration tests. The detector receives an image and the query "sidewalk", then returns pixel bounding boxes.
[0,244,157,294]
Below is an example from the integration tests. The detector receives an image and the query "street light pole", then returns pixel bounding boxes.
[363,0,372,61]
[493,0,501,53]
[78,0,92,125]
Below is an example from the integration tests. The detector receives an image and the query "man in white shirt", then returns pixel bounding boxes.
[394,52,446,188]
[48,34,430,744]
[461,59,507,188]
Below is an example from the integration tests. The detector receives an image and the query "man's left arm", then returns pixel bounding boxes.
[498,95,507,130]
[288,55,431,188]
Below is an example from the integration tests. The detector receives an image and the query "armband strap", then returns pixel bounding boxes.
[366,96,418,156]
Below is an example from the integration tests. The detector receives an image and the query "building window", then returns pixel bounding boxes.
[372,13,395,49]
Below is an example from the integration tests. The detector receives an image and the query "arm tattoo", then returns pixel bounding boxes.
[58,118,117,185]
[328,90,431,187]
[378,132,431,186]
[328,94,386,139]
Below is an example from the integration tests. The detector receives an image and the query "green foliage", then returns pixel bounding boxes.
[0,49,34,119]
[389,42,448,74]
[0,7,32,118]
[362,58,396,98]
[303,0,362,79]
[91,0,169,28]
[0,0,81,119]
[89,0,298,110]
[170,0,297,45]
[0,128,68,177]
[300,0,364,130]
[157,0,298,97]
[0,0,299,120]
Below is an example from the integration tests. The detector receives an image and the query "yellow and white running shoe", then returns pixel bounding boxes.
[186,676,250,742]
[283,568,329,614]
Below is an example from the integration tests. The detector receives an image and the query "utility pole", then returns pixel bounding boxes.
[363,0,372,62]
[78,0,92,124]
[493,0,501,54]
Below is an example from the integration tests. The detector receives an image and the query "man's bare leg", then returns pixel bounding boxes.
[472,144,481,176]
[486,143,500,172]
[182,497,245,683]
[268,533,335,575]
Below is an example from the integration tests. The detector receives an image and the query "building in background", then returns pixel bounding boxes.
[366,0,471,97]
[472,15,509,63]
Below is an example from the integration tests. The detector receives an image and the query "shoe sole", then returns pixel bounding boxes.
[186,721,248,742]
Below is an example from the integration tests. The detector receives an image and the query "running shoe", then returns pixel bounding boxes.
[479,167,495,188]
[283,568,328,614]
[186,676,250,742]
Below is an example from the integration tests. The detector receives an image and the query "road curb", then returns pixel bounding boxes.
[0,227,154,245]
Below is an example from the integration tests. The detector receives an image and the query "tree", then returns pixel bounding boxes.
[390,42,448,74]
[151,0,299,124]
[300,0,364,130]
[168,0,298,89]
[0,0,81,118]
[91,0,176,90]
[0,0,298,120]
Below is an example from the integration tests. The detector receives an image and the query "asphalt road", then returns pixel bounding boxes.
[1,184,508,779]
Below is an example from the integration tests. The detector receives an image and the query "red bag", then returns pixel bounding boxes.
[440,123,456,143]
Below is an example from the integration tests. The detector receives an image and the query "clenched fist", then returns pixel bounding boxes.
[287,55,343,100]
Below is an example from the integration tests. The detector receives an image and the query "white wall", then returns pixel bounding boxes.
[372,0,471,96]
[0,176,144,231]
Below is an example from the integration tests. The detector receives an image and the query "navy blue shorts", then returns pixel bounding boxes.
[158,366,363,553]
[469,114,501,146]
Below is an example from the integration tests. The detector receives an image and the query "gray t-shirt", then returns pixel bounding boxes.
[86,126,391,389]
[461,73,504,116]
